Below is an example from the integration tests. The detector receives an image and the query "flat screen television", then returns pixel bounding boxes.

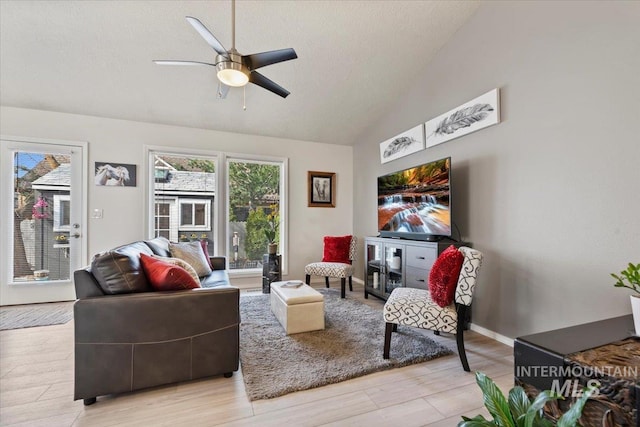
[377,157,451,241]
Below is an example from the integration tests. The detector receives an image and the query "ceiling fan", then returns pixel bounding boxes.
[154,0,297,99]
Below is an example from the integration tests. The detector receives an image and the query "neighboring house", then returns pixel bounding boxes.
[30,163,72,280]
[153,158,215,243]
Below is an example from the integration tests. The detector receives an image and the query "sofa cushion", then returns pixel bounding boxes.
[170,241,213,277]
[322,235,352,264]
[200,270,232,289]
[140,253,200,291]
[151,254,200,284]
[144,236,172,257]
[428,245,464,307]
[91,241,154,294]
[200,240,214,269]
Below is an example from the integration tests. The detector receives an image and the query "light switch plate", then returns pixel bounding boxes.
[92,208,103,219]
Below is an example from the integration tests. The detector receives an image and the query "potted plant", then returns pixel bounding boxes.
[265,205,279,255]
[459,372,595,427]
[612,262,640,335]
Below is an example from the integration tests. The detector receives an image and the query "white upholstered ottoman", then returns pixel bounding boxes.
[270,281,325,334]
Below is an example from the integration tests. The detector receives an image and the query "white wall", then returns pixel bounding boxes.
[353,1,640,337]
[1,106,353,287]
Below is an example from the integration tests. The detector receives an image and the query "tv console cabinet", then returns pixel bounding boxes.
[363,236,468,301]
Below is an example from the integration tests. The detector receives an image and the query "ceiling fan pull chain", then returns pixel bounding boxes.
[243,85,247,111]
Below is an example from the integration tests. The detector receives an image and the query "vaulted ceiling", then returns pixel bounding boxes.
[0,1,480,145]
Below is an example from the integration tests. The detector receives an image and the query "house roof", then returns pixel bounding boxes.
[31,163,71,188]
[156,170,215,193]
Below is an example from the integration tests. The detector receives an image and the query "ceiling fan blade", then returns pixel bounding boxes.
[153,60,216,66]
[242,48,297,70]
[249,71,290,98]
[217,82,230,99]
[185,16,228,58]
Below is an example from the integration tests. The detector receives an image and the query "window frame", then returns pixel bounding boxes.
[53,194,71,232]
[224,155,288,277]
[144,146,288,278]
[178,198,211,231]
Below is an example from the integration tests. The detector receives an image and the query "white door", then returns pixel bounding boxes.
[0,137,87,305]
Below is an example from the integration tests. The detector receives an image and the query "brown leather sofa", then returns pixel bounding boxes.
[73,237,239,405]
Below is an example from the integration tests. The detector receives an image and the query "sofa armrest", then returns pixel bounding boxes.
[210,256,227,270]
[74,287,239,343]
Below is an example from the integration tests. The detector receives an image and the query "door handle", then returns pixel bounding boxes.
[71,232,81,239]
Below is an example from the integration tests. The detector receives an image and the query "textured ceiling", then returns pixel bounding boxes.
[0,1,480,145]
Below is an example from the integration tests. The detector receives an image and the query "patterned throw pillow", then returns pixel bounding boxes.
[139,253,200,291]
[322,235,352,264]
[151,254,200,285]
[169,241,213,277]
[428,245,464,307]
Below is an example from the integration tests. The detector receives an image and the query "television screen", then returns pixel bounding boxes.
[377,157,451,240]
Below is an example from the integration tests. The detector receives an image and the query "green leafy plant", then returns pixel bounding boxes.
[611,263,640,294]
[458,372,596,427]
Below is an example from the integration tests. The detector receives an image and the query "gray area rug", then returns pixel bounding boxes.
[239,288,452,400]
[0,301,74,330]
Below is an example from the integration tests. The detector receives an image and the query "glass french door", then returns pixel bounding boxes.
[0,138,87,305]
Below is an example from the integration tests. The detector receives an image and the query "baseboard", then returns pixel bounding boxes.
[352,277,364,285]
[469,323,514,347]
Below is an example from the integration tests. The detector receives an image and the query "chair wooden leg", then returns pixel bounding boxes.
[340,278,346,298]
[305,274,311,285]
[456,305,470,372]
[392,323,397,332]
[383,322,394,359]
[348,276,353,292]
[456,331,470,372]
[434,331,440,336]
[325,277,330,288]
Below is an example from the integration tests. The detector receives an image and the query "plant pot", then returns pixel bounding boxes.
[631,295,640,335]
[268,243,278,255]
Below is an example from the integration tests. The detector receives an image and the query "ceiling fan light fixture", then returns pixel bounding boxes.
[216,61,249,87]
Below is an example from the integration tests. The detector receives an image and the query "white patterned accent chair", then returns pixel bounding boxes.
[304,236,357,299]
[382,247,483,371]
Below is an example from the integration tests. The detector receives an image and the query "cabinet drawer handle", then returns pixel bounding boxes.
[416,279,425,282]
[416,256,425,260]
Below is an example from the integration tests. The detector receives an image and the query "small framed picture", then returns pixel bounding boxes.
[308,171,335,208]
[94,162,137,187]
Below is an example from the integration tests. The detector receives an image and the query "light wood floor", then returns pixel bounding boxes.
[0,284,514,426]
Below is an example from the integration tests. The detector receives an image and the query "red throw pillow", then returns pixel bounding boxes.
[428,245,464,307]
[139,253,201,291]
[322,235,352,264]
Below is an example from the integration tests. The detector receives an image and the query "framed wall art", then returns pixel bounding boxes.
[94,162,137,187]
[308,171,335,208]
[379,123,425,164]
[425,88,500,148]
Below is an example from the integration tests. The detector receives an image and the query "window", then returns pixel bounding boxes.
[53,194,70,232]
[147,148,287,276]
[149,153,215,246]
[226,158,285,272]
[154,200,173,240]
[179,199,211,230]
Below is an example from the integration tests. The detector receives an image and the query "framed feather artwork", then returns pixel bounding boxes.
[425,88,500,148]
[379,124,425,164]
